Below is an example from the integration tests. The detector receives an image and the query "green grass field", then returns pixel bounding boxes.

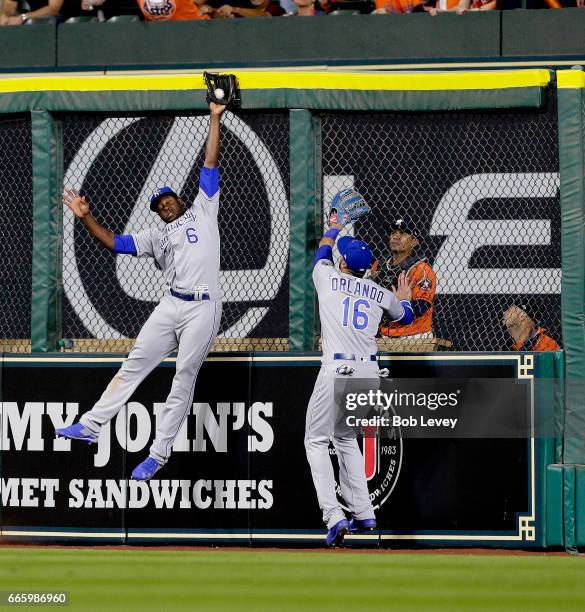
[1,547,584,611]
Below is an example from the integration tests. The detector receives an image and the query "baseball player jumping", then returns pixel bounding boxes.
[56,101,226,481]
[307,208,413,547]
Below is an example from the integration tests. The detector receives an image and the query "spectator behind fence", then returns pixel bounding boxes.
[425,0,496,14]
[136,0,209,20]
[211,0,284,18]
[376,218,437,341]
[453,0,497,11]
[502,303,560,352]
[290,0,329,14]
[0,0,64,24]
[372,0,429,13]
[279,0,297,13]
[80,0,140,19]
[542,0,583,6]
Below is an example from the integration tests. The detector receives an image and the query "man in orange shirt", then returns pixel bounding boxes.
[137,0,208,20]
[503,303,560,352]
[377,218,437,339]
[371,0,428,13]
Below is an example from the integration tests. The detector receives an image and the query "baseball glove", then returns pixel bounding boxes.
[203,72,240,108]
[328,188,370,226]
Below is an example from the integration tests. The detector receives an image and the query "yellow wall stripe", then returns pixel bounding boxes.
[0,69,550,94]
[557,70,585,89]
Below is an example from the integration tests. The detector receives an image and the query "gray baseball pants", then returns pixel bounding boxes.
[304,361,377,529]
[80,294,221,464]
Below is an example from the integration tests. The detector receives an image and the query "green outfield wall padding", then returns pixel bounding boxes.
[557,76,585,466]
[0,88,547,116]
[502,9,585,57]
[289,110,319,352]
[0,23,56,69]
[563,464,576,551]
[554,352,565,464]
[546,465,564,547]
[575,465,585,546]
[536,352,560,548]
[30,111,61,353]
[55,13,500,70]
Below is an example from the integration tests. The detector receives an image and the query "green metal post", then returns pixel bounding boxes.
[31,110,62,352]
[289,109,320,351]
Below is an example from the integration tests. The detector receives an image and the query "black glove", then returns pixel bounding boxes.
[203,72,240,108]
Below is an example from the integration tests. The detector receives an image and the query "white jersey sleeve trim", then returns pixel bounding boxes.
[132,228,157,258]
[312,259,335,292]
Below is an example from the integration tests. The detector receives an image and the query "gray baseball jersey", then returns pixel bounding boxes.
[312,259,406,360]
[305,257,406,530]
[79,166,222,466]
[131,167,221,299]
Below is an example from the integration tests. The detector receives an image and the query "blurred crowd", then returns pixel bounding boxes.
[0,0,583,24]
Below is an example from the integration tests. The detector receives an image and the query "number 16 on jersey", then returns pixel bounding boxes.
[342,297,370,331]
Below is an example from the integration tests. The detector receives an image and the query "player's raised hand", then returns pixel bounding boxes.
[62,188,90,219]
[392,271,414,302]
[209,101,226,116]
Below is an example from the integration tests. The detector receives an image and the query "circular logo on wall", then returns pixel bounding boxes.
[331,420,403,511]
[62,113,289,341]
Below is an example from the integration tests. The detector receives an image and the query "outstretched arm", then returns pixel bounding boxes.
[204,102,226,169]
[23,0,64,18]
[318,222,343,249]
[1,0,63,23]
[63,188,114,251]
[313,222,343,267]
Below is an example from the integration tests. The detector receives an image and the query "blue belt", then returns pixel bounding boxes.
[170,289,210,301]
[333,353,377,362]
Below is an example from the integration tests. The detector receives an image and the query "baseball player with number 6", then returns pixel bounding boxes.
[56,100,227,481]
[306,189,414,547]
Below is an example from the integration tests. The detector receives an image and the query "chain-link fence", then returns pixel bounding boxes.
[0,100,563,355]
[60,111,289,352]
[320,101,560,352]
[0,115,32,353]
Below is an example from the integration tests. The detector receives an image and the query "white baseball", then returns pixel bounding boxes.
[214,88,225,100]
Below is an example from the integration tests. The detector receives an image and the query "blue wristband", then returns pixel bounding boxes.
[324,227,340,240]
[313,245,334,267]
[398,300,414,325]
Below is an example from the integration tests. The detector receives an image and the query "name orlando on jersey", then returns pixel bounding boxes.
[330,276,386,305]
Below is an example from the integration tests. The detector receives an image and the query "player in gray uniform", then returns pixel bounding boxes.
[56,101,226,481]
[306,221,413,546]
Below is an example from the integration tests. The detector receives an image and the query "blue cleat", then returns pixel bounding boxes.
[348,517,377,534]
[55,423,98,444]
[131,457,163,481]
[326,519,349,547]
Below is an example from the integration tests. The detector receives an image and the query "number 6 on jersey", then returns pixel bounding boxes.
[186,227,198,244]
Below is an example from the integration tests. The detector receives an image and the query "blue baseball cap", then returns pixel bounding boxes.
[150,186,179,211]
[337,237,373,273]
